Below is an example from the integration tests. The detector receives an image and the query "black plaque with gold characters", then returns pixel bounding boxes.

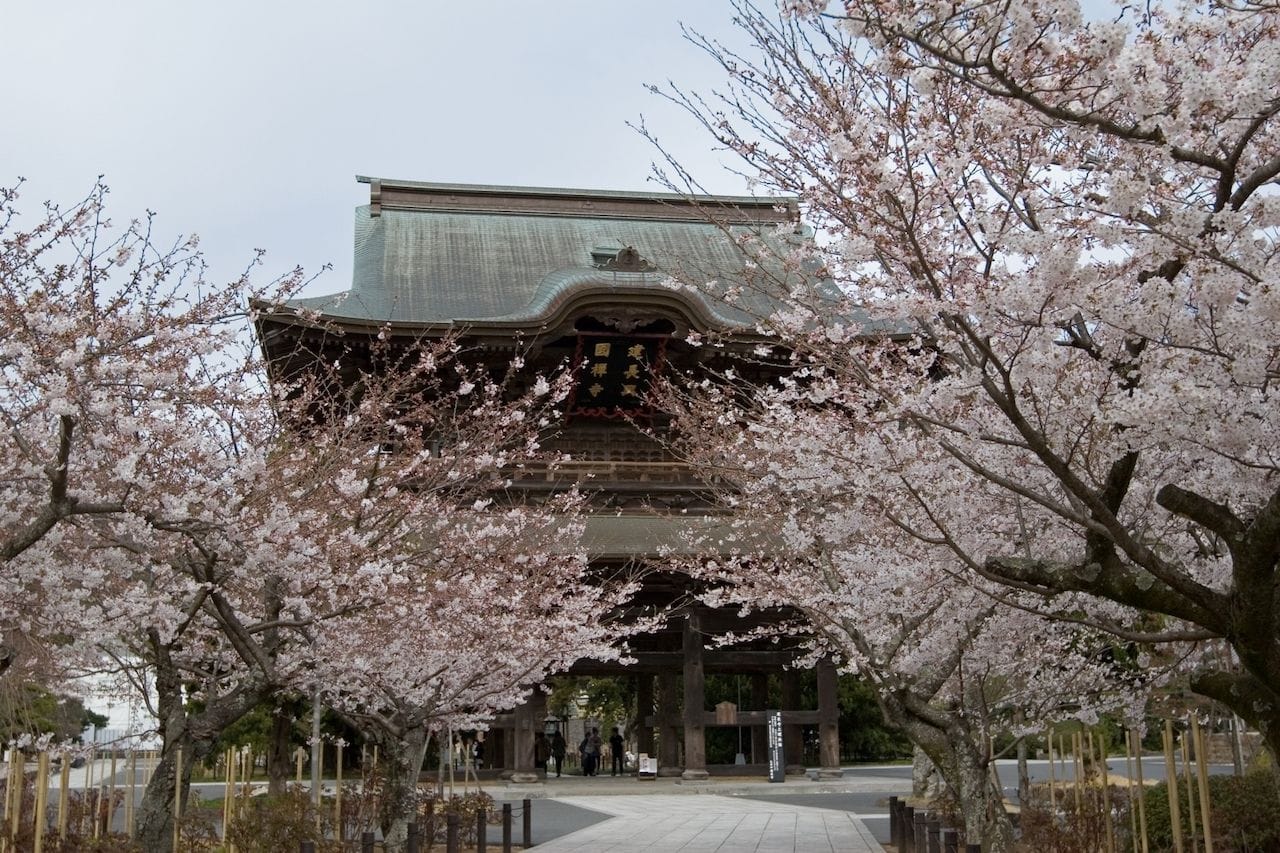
[567,332,668,418]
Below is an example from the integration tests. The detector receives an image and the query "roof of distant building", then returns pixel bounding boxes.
[278,177,815,334]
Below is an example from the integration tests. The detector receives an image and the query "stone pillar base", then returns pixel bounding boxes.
[816,768,845,780]
[508,773,542,784]
[680,769,710,781]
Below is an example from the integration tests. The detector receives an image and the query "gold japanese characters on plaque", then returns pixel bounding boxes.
[568,332,668,418]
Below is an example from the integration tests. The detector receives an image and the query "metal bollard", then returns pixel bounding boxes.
[522,797,532,849]
[361,830,376,853]
[477,807,488,852]
[502,803,513,853]
[942,827,959,853]
[407,820,420,853]
[926,812,941,853]
[889,796,899,843]
[913,809,927,853]
[446,811,460,853]
[903,805,915,850]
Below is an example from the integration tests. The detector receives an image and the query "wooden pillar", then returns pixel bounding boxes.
[750,673,769,764]
[531,691,548,778]
[635,675,655,758]
[509,696,539,783]
[657,672,681,776]
[782,669,805,775]
[816,658,843,778]
[489,725,506,772]
[502,724,516,779]
[681,610,709,780]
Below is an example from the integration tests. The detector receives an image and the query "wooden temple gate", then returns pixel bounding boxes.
[255,177,846,782]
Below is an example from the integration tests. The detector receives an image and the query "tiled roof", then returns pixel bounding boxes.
[286,178,809,331]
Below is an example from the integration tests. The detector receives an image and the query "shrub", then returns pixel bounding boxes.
[1142,771,1280,853]
[223,788,339,853]
[1017,781,1132,853]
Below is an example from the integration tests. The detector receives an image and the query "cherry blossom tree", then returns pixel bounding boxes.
[663,374,1164,848]
[654,0,1280,767]
[309,497,641,844]
[1,179,305,679]
[1,184,632,850]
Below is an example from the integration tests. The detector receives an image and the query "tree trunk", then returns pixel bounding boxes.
[268,702,294,796]
[1017,736,1030,804]
[134,640,266,852]
[949,739,1012,853]
[912,745,941,799]
[883,696,1015,853]
[378,724,431,848]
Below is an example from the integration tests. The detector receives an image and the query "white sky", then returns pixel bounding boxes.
[2,0,752,299]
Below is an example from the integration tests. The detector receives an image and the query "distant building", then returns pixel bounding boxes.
[255,177,845,780]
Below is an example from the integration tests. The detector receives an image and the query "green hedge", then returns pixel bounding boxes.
[1141,771,1280,852]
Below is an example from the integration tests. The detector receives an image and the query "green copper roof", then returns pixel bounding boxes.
[286,178,810,332]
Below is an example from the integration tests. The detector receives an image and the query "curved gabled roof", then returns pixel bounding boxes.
[282,178,808,334]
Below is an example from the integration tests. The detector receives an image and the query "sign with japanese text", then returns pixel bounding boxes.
[767,709,784,783]
[567,332,667,418]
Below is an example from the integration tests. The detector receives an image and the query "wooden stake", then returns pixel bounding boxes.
[1125,732,1140,853]
[295,747,304,786]
[1047,727,1057,812]
[9,748,23,850]
[335,744,343,843]
[85,744,94,794]
[56,750,69,840]
[107,751,118,836]
[1191,717,1214,853]
[126,750,136,839]
[1072,731,1083,817]
[314,741,323,837]
[2,749,13,853]
[1163,721,1184,853]
[33,751,49,853]
[172,746,183,853]
[1182,727,1200,853]
[1132,729,1149,853]
[1093,732,1116,853]
[223,748,234,842]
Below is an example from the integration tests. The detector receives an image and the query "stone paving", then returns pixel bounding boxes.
[525,793,883,852]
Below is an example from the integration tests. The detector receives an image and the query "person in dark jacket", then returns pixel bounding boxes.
[551,730,567,777]
[609,727,626,776]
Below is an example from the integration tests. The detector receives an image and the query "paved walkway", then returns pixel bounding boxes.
[526,794,882,852]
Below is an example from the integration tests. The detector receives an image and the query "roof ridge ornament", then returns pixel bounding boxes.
[595,245,657,272]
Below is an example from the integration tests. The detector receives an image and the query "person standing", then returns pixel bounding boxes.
[580,727,602,776]
[551,730,567,778]
[534,732,550,772]
[609,727,626,776]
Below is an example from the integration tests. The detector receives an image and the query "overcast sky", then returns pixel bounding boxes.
[2,1,753,299]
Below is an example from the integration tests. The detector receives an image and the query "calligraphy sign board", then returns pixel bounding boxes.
[767,709,785,783]
[567,332,668,418]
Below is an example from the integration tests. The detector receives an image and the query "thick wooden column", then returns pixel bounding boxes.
[509,695,539,783]
[681,610,709,780]
[781,670,804,776]
[488,727,504,771]
[750,673,769,764]
[500,725,515,779]
[816,659,844,778]
[635,675,655,758]
[657,672,681,776]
